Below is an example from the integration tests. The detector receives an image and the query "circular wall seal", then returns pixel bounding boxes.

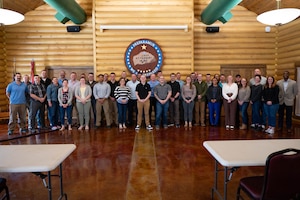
[124,39,163,77]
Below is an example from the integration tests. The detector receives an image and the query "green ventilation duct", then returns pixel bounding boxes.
[200,0,242,25]
[44,0,86,24]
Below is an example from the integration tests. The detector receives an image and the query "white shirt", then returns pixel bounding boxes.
[126,80,140,100]
[222,83,238,100]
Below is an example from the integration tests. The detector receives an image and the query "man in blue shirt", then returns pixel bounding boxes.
[6,73,28,135]
[47,77,60,130]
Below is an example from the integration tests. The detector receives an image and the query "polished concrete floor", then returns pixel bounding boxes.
[0,120,300,200]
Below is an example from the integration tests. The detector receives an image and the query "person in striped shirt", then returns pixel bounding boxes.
[114,78,131,129]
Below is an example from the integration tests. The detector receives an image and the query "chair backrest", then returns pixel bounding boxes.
[261,148,300,200]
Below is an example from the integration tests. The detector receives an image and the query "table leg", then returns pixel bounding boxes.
[212,160,225,200]
[47,171,52,200]
[224,167,228,200]
[58,163,68,200]
[211,160,229,200]
[212,160,218,199]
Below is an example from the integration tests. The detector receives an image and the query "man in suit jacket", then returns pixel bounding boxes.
[277,71,298,133]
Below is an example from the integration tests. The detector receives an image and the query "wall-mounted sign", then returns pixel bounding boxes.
[124,39,163,77]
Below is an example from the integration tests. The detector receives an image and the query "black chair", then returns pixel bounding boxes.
[0,178,9,200]
[236,148,300,200]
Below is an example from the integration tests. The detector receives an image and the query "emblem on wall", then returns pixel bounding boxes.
[124,39,163,77]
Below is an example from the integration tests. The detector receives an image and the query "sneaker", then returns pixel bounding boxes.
[168,123,174,127]
[123,124,127,129]
[155,125,160,130]
[176,124,180,128]
[261,125,265,130]
[226,125,230,130]
[265,127,271,133]
[119,124,123,129]
[266,128,274,134]
[135,125,140,130]
[230,126,234,130]
[250,124,256,129]
[7,130,13,135]
[163,125,168,129]
[51,126,58,131]
[146,125,153,130]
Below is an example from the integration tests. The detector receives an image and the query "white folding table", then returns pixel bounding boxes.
[203,139,300,200]
[0,144,76,200]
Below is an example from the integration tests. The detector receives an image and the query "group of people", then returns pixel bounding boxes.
[217,69,297,134]
[5,68,298,135]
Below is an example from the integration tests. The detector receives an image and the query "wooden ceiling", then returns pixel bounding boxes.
[2,0,300,16]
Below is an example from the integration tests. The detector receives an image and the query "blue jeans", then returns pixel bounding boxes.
[155,101,169,126]
[208,101,221,126]
[59,105,73,125]
[48,101,59,127]
[117,102,127,124]
[263,103,279,127]
[239,102,249,125]
[251,101,262,125]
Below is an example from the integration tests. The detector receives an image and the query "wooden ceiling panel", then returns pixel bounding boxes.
[239,0,300,15]
[3,0,44,14]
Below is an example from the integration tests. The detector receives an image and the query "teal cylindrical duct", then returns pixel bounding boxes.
[43,0,86,24]
[200,0,242,25]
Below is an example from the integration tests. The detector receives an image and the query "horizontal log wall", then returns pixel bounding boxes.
[194,0,276,78]
[4,0,93,81]
[277,19,300,80]
[0,27,7,111]
[3,0,293,112]
[94,0,194,78]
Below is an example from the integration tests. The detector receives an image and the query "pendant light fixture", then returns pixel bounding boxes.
[257,0,300,26]
[0,0,24,26]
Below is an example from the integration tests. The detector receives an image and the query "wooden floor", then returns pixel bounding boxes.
[0,119,300,200]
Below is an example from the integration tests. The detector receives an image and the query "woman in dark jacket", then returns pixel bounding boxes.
[262,76,279,134]
[250,74,263,129]
[206,78,222,126]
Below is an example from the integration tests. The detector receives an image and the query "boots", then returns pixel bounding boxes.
[240,124,247,130]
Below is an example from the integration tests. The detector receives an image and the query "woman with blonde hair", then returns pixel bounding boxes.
[181,76,196,127]
[75,77,92,130]
[222,75,238,130]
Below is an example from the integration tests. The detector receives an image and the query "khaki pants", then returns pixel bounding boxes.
[96,99,111,126]
[8,104,26,131]
[108,98,118,125]
[194,101,206,125]
[137,99,150,126]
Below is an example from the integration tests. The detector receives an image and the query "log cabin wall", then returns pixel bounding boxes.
[277,20,300,80]
[4,0,93,82]
[2,0,299,112]
[0,27,7,111]
[194,0,276,78]
[94,0,194,78]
